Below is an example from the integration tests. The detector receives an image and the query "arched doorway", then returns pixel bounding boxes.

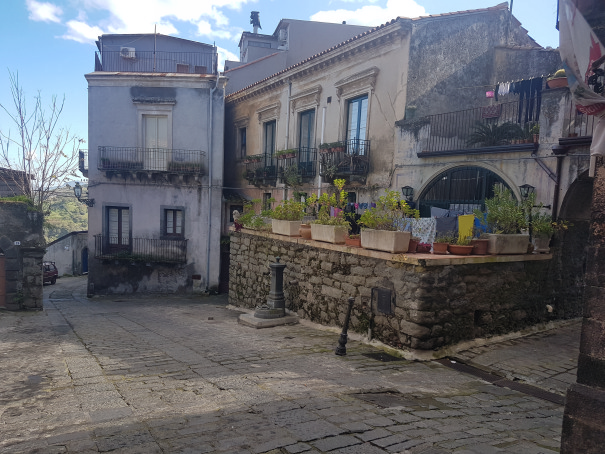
[0,249,5,308]
[418,165,512,217]
[81,247,88,274]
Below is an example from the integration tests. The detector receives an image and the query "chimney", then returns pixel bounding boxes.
[250,11,261,34]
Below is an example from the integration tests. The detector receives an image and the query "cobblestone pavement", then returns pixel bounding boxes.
[0,276,576,453]
[454,321,580,396]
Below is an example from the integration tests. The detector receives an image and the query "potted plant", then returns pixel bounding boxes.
[448,236,474,256]
[271,198,305,236]
[319,143,332,153]
[530,123,540,143]
[308,179,350,244]
[476,186,531,254]
[547,69,568,89]
[358,190,419,253]
[234,198,272,232]
[345,233,361,247]
[467,121,520,147]
[408,236,421,253]
[416,242,431,253]
[432,232,454,255]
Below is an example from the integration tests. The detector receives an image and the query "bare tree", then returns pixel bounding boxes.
[0,70,83,212]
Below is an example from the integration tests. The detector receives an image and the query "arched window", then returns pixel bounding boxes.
[418,166,512,217]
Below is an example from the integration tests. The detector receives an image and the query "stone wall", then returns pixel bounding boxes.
[0,201,45,310]
[229,231,571,351]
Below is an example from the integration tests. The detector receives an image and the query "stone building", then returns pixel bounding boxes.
[44,231,89,276]
[0,201,44,310]
[85,33,226,294]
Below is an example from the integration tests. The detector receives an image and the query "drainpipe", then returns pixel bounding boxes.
[206,72,222,291]
[285,81,292,200]
[551,145,568,220]
[318,106,326,197]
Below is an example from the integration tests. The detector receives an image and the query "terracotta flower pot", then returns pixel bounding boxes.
[470,238,489,255]
[345,237,361,247]
[408,238,419,253]
[547,77,568,89]
[432,242,449,255]
[447,244,473,256]
[299,224,312,239]
[416,243,431,253]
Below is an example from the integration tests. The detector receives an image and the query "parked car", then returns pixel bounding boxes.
[43,261,58,285]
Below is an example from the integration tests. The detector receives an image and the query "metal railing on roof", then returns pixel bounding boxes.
[95,50,218,75]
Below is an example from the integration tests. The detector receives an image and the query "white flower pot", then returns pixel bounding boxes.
[486,233,530,254]
[361,229,411,253]
[310,224,347,244]
[533,234,551,253]
[272,219,301,237]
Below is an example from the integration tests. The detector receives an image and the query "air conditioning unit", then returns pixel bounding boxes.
[120,47,136,59]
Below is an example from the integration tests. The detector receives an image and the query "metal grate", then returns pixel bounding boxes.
[372,287,392,314]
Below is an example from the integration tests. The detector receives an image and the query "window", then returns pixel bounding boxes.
[176,64,189,73]
[164,209,184,237]
[107,207,130,250]
[239,127,247,159]
[144,115,168,171]
[263,193,272,211]
[346,95,368,155]
[264,120,276,157]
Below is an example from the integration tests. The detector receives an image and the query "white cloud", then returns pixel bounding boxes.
[26,0,63,23]
[216,45,239,71]
[58,0,250,44]
[311,0,425,26]
[62,20,104,43]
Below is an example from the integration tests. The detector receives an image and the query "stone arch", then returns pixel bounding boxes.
[416,163,515,217]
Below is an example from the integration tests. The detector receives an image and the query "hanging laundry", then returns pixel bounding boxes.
[411,218,437,246]
[458,214,475,242]
[431,206,449,218]
[436,216,458,237]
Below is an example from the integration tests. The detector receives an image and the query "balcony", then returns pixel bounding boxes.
[242,154,278,186]
[79,149,88,178]
[319,139,371,180]
[417,98,541,156]
[98,146,205,180]
[94,235,187,264]
[95,51,217,75]
[559,98,597,147]
[277,147,317,183]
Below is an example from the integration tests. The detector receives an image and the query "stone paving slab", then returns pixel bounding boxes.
[0,276,572,453]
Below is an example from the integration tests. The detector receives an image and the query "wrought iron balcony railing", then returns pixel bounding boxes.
[561,98,597,141]
[277,147,317,180]
[79,149,88,177]
[242,154,278,183]
[319,139,370,177]
[98,146,205,174]
[94,235,187,264]
[95,51,218,75]
[418,98,545,154]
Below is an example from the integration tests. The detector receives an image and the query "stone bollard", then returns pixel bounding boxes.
[254,256,287,319]
[335,297,355,356]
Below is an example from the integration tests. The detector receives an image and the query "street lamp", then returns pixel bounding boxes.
[401,186,414,202]
[519,184,535,200]
[73,182,95,207]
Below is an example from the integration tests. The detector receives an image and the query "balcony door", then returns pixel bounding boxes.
[346,95,368,155]
[107,207,130,251]
[298,110,315,174]
[144,115,168,170]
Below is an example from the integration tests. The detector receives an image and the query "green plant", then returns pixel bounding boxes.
[434,232,456,243]
[308,179,351,227]
[467,121,520,147]
[532,213,572,236]
[478,185,531,234]
[283,164,302,187]
[551,69,566,79]
[530,123,540,135]
[358,190,419,231]
[271,199,304,221]
[236,198,272,230]
[451,235,472,246]
[347,233,360,239]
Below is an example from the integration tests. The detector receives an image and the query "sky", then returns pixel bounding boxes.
[0,0,561,146]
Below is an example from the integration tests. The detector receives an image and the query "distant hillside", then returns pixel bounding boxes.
[45,187,88,242]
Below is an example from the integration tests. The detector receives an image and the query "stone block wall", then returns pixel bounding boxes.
[0,201,45,310]
[229,231,572,351]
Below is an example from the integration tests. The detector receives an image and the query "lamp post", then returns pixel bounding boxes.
[401,186,414,202]
[519,184,536,242]
[73,182,95,207]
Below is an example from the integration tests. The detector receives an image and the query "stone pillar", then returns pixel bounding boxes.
[561,155,605,452]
